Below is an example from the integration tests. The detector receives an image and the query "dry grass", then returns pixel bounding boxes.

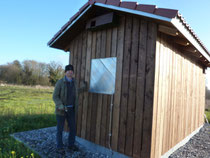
[0,83,53,90]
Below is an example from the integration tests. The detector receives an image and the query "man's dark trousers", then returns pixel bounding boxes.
[56,108,76,149]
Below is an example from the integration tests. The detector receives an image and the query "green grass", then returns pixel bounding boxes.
[0,85,56,158]
[205,110,210,123]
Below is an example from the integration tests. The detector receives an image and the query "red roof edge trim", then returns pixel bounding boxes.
[53,30,62,39]
[95,0,107,4]
[136,4,156,13]
[120,1,137,10]
[79,2,90,13]
[61,21,71,31]
[47,38,54,46]
[106,0,121,6]
[69,11,80,23]
[48,29,62,45]
[89,0,96,5]
[154,8,178,18]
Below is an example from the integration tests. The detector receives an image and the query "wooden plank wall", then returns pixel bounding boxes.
[68,14,157,158]
[151,32,206,158]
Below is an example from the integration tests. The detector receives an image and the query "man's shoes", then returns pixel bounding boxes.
[68,145,79,151]
[56,148,65,155]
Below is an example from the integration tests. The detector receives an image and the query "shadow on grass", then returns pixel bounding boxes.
[0,113,56,158]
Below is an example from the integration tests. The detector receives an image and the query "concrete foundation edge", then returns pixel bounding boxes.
[75,136,130,158]
[161,124,204,158]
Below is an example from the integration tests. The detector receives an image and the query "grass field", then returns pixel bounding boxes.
[205,99,210,123]
[205,110,210,123]
[0,85,56,158]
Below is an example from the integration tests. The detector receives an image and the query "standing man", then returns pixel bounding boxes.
[53,64,87,154]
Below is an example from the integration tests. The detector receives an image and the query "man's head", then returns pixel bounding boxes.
[65,64,74,79]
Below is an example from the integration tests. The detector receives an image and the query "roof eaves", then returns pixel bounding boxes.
[47,1,210,64]
[94,2,172,22]
[96,2,210,62]
[171,16,210,62]
[48,4,92,47]
[176,14,210,56]
[48,2,173,47]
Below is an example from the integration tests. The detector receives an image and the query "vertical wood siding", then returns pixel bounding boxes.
[68,14,157,158]
[68,15,205,158]
[151,33,205,158]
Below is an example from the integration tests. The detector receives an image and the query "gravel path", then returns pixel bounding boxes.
[11,127,110,158]
[11,124,210,158]
[169,123,210,158]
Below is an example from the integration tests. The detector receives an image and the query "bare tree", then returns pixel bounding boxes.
[48,61,64,86]
[0,60,64,86]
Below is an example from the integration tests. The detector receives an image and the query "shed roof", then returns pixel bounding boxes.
[48,0,210,67]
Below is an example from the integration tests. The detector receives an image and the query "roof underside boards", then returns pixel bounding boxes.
[48,0,210,67]
[171,17,210,65]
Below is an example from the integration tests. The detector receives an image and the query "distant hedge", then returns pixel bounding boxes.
[0,60,64,86]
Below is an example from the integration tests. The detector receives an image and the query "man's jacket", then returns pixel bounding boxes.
[53,77,86,116]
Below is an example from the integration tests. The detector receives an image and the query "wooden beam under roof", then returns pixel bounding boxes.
[177,44,199,57]
[158,25,179,36]
[173,37,190,46]
[182,45,197,53]
[177,44,210,67]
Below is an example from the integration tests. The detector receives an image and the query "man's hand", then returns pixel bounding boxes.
[57,104,65,110]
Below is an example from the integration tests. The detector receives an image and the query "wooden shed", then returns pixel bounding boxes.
[48,0,210,157]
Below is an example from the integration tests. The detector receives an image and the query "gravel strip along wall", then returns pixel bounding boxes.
[169,123,210,158]
[11,124,209,158]
[10,127,128,158]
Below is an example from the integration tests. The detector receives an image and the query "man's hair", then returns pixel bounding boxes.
[65,64,74,72]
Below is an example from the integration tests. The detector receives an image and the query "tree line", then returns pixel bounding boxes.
[0,60,64,86]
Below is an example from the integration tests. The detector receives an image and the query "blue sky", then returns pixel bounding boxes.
[1,0,210,84]
[0,0,209,66]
